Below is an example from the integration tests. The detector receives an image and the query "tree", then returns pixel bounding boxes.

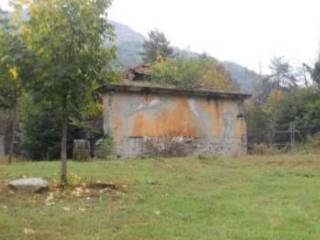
[0,9,34,163]
[142,30,173,62]
[273,88,320,139]
[312,55,320,88]
[268,57,297,89]
[245,102,273,145]
[15,0,116,183]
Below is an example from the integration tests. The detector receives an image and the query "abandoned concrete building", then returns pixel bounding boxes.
[99,64,251,158]
[100,80,251,158]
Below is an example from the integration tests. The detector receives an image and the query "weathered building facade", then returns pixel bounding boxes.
[100,84,250,158]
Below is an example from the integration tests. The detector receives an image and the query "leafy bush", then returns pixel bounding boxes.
[246,87,320,147]
[149,56,235,90]
[273,88,320,139]
[95,135,113,159]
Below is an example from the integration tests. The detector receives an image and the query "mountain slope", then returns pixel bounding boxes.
[223,62,260,93]
[111,21,145,67]
[111,21,145,44]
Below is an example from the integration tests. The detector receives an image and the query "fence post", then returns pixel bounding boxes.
[290,122,296,149]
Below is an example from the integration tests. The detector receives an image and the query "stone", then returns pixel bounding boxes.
[8,178,49,193]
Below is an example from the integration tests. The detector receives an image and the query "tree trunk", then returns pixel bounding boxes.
[8,105,17,164]
[60,117,68,184]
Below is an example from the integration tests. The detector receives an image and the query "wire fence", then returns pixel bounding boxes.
[248,121,309,151]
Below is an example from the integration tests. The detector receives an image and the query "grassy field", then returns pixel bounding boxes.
[1,154,320,240]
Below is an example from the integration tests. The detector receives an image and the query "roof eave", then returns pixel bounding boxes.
[98,84,251,100]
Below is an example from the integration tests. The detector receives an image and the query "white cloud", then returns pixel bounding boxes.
[2,0,320,72]
[109,0,320,72]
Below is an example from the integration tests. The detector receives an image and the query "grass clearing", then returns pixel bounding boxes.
[1,154,320,239]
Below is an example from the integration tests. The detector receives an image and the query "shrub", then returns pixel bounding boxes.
[95,135,113,159]
[273,88,320,140]
[149,56,234,90]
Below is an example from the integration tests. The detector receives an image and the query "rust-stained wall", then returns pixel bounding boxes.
[103,92,247,157]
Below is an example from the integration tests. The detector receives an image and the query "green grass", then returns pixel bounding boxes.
[1,154,320,239]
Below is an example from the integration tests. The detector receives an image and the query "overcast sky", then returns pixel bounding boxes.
[2,0,320,73]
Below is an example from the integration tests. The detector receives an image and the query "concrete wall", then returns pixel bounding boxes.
[103,92,247,158]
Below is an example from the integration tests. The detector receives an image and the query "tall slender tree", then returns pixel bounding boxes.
[142,30,173,63]
[312,55,320,88]
[14,0,116,183]
[269,57,297,89]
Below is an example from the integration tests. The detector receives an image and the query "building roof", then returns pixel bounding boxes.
[128,64,151,76]
[99,84,251,100]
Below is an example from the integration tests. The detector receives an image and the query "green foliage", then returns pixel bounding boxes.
[0,10,36,160]
[15,0,115,113]
[245,103,273,144]
[273,88,320,138]
[246,55,320,147]
[95,135,113,159]
[142,30,173,62]
[312,55,320,88]
[20,94,105,161]
[20,95,62,160]
[246,86,320,147]
[11,0,116,180]
[0,21,32,110]
[149,56,234,90]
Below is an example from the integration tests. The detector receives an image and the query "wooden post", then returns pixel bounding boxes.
[289,122,296,149]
